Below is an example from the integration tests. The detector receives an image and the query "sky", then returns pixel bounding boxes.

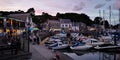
[0,0,120,25]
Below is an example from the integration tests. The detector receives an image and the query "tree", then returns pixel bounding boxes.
[101,20,109,28]
[27,8,35,16]
[94,17,102,24]
[56,13,94,26]
[18,10,24,13]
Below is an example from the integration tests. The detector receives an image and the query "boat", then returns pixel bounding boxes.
[48,36,61,42]
[49,42,69,50]
[83,38,105,47]
[94,44,120,50]
[70,42,93,50]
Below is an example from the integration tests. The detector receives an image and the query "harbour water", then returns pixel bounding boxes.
[63,51,120,60]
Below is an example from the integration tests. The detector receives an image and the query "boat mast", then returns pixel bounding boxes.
[99,9,101,17]
[118,8,120,30]
[103,10,105,31]
[109,6,111,32]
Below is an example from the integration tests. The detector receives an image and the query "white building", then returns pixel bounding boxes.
[72,22,80,31]
[60,19,72,30]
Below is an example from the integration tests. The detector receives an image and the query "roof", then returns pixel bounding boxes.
[8,13,31,22]
[48,20,60,23]
[60,19,71,23]
[72,22,80,26]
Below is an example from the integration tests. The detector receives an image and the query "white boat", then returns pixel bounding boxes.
[52,44,69,50]
[70,42,92,50]
[50,42,69,50]
[83,38,105,47]
[118,43,120,46]
[94,44,120,50]
[49,36,61,42]
[70,45,92,50]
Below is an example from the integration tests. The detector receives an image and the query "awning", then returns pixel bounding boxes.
[33,28,39,30]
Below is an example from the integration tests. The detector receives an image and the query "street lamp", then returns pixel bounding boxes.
[26,23,31,52]
[3,18,6,36]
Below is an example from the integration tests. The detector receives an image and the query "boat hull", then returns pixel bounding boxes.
[52,44,69,50]
[70,45,93,50]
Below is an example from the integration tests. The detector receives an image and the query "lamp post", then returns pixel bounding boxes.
[26,23,31,52]
[3,18,6,36]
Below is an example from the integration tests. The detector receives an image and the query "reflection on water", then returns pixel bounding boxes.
[62,50,120,60]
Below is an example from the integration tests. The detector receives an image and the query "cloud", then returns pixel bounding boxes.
[94,3,106,9]
[72,2,85,11]
[113,0,120,9]
[105,0,111,2]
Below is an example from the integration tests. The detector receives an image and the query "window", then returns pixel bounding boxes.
[65,25,67,27]
[61,24,64,27]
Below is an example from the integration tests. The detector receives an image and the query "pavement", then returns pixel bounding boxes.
[30,44,54,60]
[30,36,73,60]
[30,44,73,60]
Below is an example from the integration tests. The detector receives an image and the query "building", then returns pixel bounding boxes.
[8,13,36,33]
[72,22,80,32]
[78,22,87,33]
[0,16,31,60]
[47,19,60,31]
[8,13,34,27]
[0,17,26,35]
[60,19,72,31]
[90,24,104,32]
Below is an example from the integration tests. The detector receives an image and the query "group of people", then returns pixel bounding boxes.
[1,34,21,54]
[29,32,40,45]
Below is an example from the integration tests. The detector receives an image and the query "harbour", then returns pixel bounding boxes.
[1,0,120,60]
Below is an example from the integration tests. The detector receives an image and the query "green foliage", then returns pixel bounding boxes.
[32,12,53,26]
[101,20,110,28]
[56,13,94,26]
[94,17,102,24]
[27,8,35,16]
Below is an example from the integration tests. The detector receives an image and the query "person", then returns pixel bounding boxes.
[36,34,40,45]
[10,37,16,55]
[36,32,40,45]
[29,35,32,42]
[31,33,36,45]
[15,37,21,54]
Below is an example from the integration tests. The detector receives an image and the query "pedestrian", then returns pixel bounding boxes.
[36,35,40,45]
[31,33,36,45]
[36,32,40,45]
[15,37,21,54]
